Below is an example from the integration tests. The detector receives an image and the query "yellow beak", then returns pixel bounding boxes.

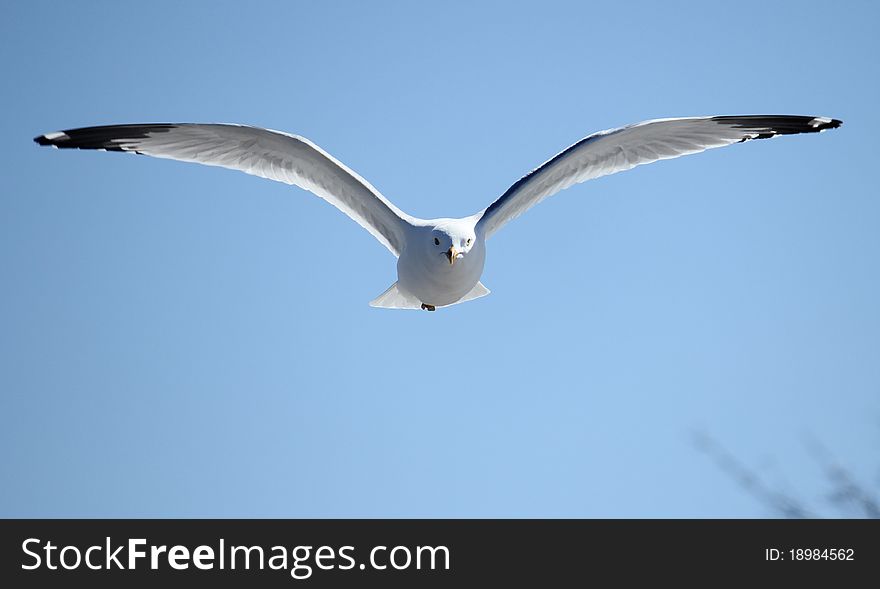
[446,246,457,265]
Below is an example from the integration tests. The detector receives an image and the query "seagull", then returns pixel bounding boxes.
[35,115,841,310]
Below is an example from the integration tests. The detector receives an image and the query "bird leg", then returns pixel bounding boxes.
[420,303,436,312]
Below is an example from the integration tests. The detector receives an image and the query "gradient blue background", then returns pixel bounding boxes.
[2,1,877,517]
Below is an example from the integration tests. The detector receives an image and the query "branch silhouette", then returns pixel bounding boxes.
[692,431,813,518]
[693,429,879,518]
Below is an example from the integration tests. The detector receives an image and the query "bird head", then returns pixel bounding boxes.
[429,224,476,267]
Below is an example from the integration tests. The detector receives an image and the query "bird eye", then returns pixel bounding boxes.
[434,237,440,245]
[467,238,472,245]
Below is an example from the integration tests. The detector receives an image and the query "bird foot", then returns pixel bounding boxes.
[420,303,436,311]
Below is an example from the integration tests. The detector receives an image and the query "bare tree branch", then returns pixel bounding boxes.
[691,430,813,518]
[693,429,879,519]
[802,435,880,519]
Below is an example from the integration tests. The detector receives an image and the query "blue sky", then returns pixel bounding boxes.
[2,1,877,517]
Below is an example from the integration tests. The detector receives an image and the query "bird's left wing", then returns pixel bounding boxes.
[476,115,841,239]
[35,123,413,256]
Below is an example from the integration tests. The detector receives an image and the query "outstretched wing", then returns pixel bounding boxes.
[477,115,842,238]
[35,123,413,256]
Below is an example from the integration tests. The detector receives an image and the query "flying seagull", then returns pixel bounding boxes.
[35,115,841,310]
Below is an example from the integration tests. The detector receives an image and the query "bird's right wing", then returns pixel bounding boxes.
[476,115,842,239]
[35,123,413,256]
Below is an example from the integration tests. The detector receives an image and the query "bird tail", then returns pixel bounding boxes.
[369,281,491,310]
[369,282,423,309]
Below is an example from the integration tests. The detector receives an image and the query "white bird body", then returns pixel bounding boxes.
[394,217,486,309]
[35,115,842,311]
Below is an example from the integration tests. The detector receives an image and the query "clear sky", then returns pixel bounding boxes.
[2,1,877,517]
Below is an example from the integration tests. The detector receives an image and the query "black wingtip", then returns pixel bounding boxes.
[32,124,177,151]
[812,117,843,131]
[713,115,843,141]
[34,133,64,146]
